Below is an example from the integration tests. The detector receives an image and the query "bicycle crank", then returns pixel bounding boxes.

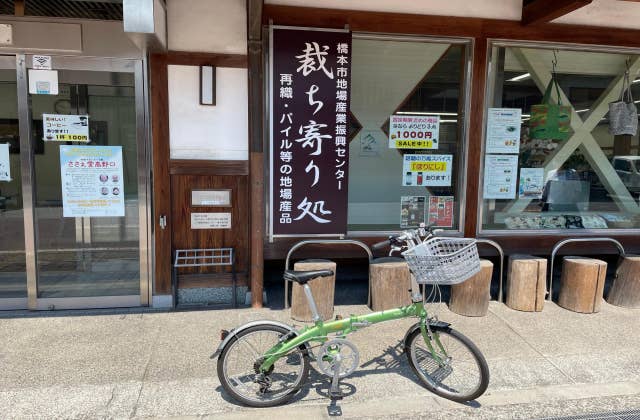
[317,338,360,378]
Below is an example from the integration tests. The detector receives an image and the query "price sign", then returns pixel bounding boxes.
[43,114,90,143]
[389,114,440,149]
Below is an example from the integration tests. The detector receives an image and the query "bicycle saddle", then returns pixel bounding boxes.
[284,269,334,285]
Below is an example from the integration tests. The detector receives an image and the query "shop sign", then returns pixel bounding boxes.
[0,143,10,181]
[43,114,90,142]
[483,154,518,199]
[402,154,452,186]
[427,196,454,228]
[400,196,426,228]
[486,108,521,154]
[270,27,352,235]
[389,114,439,149]
[59,145,125,217]
[191,212,232,229]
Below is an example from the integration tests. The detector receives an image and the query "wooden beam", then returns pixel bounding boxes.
[14,0,25,16]
[522,0,592,25]
[166,51,247,68]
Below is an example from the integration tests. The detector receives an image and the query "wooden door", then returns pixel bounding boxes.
[170,169,249,289]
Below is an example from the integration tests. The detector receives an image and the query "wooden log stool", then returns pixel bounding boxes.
[506,255,547,312]
[291,259,336,322]
[606,255,640,308]
[449,259,493,317]
[369,257,411,311]
[558,257,606,313]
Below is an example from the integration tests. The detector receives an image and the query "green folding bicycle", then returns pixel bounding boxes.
[212,226,490,407]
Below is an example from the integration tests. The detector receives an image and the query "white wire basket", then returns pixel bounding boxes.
[402,237,481,285]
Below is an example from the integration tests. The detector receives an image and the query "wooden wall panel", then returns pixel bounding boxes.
[171,174,249,284]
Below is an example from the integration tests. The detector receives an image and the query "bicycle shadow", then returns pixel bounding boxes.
[215,342,481,409]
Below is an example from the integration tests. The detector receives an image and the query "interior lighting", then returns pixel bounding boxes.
[507,73,530,82]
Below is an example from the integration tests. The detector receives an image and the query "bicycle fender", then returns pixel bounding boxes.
[402,320,451,349]
[210,320,308,359]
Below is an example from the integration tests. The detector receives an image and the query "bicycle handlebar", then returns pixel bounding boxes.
[371,224,437,251]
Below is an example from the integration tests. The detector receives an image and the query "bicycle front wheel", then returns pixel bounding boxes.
[406,327,489,402]
[217,324,310,407]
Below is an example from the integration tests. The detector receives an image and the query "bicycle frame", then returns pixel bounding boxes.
[259,301,448,372]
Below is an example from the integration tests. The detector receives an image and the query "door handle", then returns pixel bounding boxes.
[159,215,167,230]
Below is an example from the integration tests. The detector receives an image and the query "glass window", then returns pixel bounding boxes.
[347,37,470,232]
[481,44,640,231]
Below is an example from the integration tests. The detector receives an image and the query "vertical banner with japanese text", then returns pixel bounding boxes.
[270,27,352,235]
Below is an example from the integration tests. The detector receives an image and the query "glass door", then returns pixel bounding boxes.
[26,56,149,309]
[0,55,27,310]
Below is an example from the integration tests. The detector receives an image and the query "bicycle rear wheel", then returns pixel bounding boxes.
[217,324,310,407]
[406,327,489,402]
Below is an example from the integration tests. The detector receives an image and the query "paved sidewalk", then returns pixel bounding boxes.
[1,301,639,419]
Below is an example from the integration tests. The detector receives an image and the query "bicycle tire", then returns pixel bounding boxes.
[406,327,489,402]
[217,324,310,407]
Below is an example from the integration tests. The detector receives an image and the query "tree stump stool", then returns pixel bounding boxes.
[606,255,640,308]
[506,255,547,312]
[449,259,493,317]
[558,257,606,313]
[291,259,336,322]
[369,257,411,311]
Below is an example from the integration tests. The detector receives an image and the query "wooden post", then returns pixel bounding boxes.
[506,255,546,312]
[558,257,606,313]
[14,0,24,16]
[369,258,411,311]
[291,260,336,322]
[247,0,264,308]
[606,255,640,308]
[449,259,493,317]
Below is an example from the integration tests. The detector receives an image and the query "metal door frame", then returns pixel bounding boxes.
[0,54,27,310]
[2,54,151,310]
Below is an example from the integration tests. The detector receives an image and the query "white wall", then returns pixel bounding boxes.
[168,65,248,160]
[265,0,523,20]
[167,0,246,53]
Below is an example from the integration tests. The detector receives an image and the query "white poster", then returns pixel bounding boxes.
[28,69,59,95]
[486,108,521,154]
[43,114,90,142]
[483,154,518,199]
[359,130,381,157]
[60,145,125,217]
[389,114,440,149]
[0,143,10,181]
[402,154,453,186]
[518,167,545,199]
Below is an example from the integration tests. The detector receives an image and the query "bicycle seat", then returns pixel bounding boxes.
[284,269,334,285]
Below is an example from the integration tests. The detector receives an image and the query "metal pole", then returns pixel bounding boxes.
[548,238,625,302]
[284,239,373,309]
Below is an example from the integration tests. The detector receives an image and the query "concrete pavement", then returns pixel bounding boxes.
[1,300,639,419]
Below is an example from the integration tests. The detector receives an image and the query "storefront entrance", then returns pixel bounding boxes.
[0,54,150,310]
